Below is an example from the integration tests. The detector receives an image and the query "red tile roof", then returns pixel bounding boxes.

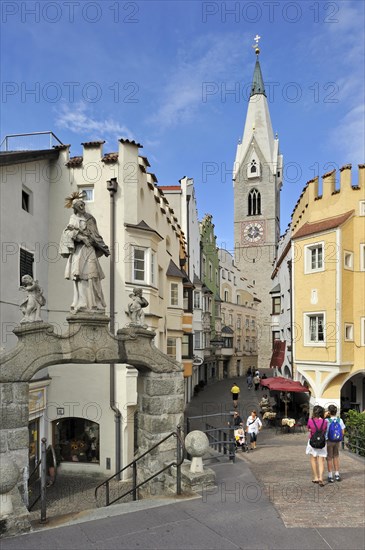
[81,140,105,147]
[322,169,336,179]
[119,138,143,148]
[292,210,354,240]
[53,144,70,150]
[159,185,181,191]
[102,153,118,163]
[66,156,83,167]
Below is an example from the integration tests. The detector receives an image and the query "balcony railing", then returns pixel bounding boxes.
[0,131,63,152]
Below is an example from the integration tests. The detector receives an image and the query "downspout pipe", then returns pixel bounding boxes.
[107,177,122,480]
[287,259,294,379]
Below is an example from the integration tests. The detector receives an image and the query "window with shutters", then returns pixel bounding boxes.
[20,248,34,284]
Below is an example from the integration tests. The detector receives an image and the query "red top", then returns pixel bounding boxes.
[307,418,328,438]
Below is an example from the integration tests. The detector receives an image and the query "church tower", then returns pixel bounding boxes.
[233,37,283,369]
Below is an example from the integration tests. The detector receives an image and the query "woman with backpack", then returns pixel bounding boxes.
[306,405,328,486]
[326,404,345,482]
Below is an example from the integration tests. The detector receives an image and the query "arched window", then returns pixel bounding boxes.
[224,290,229,302]
[247,155,260,178]
[248,189,261,216]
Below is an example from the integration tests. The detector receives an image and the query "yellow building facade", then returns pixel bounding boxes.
[292,165,365,410]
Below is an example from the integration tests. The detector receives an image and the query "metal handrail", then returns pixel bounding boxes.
[343,429,365,457]
[95,426,184,507]
[28,444,57,512]
[204,423,236,462]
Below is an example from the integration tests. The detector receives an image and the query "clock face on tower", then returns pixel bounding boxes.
[241,221,265,244]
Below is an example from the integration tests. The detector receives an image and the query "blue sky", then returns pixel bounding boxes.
[2,0,364,250]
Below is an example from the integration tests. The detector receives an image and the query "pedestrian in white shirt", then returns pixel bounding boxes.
[246,410,262,450]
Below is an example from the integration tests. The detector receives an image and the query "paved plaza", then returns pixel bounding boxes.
[2,375,364,549]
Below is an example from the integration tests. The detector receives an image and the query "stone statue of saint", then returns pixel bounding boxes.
[127,288,149,326]
[19,275,46,323]
[59,192,110,313]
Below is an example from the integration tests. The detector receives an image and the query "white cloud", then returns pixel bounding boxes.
[316,1,365,163]
[55,102,134,141]
[329,103,365,164]
[148,32,245,130]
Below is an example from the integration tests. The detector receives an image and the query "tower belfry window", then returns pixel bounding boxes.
[250,160,257,173]
[248,189,261,216]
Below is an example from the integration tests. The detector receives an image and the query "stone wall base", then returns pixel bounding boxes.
[0,488,31,539]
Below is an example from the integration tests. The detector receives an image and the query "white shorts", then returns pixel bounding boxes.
[306,440,327,458]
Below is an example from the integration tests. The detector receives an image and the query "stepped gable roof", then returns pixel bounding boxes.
[66,156,83,167]
[166,260,186,279]
[292,210,354,240]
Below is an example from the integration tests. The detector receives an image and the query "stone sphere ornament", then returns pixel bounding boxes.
[185,431,209,473]
[0,457,20,517]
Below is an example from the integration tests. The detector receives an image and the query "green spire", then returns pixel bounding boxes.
[250,57,266,97]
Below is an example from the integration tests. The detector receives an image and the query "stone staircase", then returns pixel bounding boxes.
[29,472,134,524]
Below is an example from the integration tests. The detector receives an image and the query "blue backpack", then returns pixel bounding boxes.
[327,418,343,442]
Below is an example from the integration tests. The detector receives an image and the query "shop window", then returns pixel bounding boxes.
[53,418,100,463]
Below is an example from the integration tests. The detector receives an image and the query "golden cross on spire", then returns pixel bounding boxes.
[252,34,261,55]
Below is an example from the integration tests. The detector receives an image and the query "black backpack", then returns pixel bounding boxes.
[310,419,326,449]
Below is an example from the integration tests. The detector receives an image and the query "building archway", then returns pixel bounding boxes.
[0,314,184,522]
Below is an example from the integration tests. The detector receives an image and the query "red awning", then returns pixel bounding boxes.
[260,376,309,393]
[269,340,286,368]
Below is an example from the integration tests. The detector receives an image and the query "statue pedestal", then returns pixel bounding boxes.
[66,311,111,327]
[180,462,216,493]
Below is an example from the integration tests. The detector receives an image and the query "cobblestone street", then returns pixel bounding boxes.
[186,375,365,529]
[239,432,365,528]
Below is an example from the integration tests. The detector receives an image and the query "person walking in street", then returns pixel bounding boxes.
[306,405,328,487]
[326,404,345,483]
[253,372,260,391]
[247,373,253,390]
[232,411,243,427]
[246,410,262,450]
[230,382,240,408]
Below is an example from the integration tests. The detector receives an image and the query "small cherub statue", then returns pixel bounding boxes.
[19,275,46,323]
[127,288,148,326]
